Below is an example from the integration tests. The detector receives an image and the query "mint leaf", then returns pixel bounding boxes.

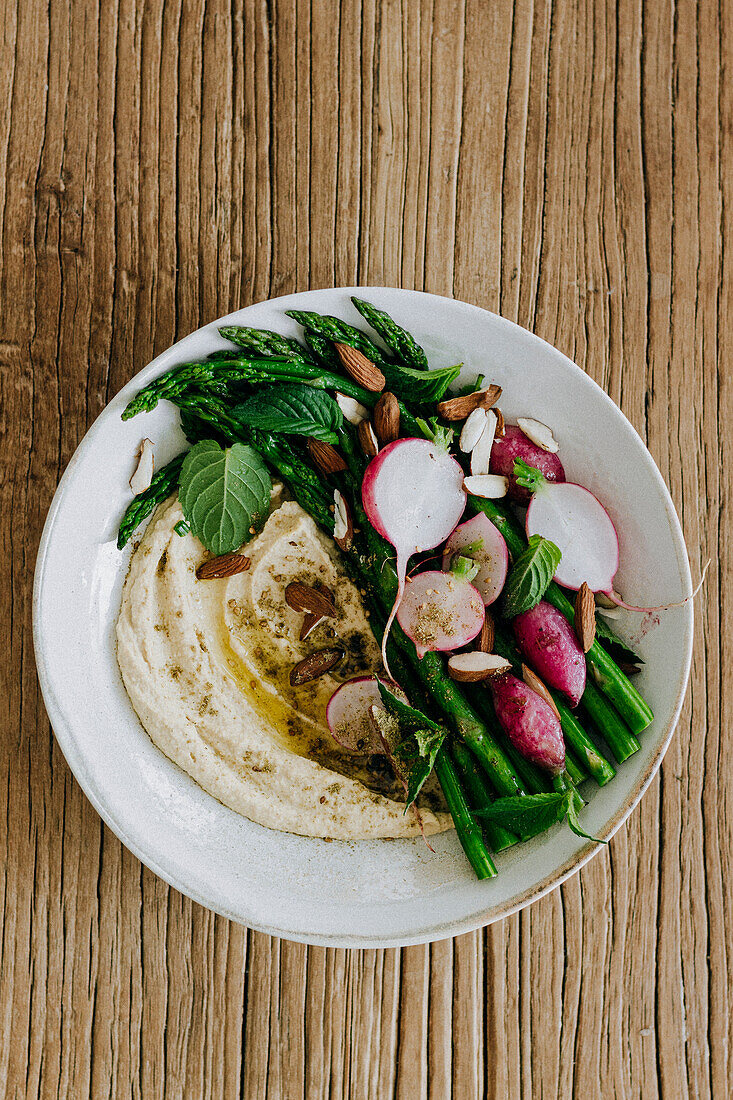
[377,681,443,733]
[178,439,271,555]
[502,534,562,617]
[594,614,643,665]
[232,383,343,443]
[381,361,462,404]
[474,792,569,833]
[565,789,606,842]
[376,682,446,809]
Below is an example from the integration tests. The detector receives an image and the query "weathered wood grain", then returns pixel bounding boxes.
[0,0,729,1096]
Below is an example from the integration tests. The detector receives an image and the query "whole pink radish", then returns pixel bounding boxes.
[489,672,566,774]
[442,512,508,606]
[512,600,586,706]
[326,677,408,753]
[396,569,485,658]
[490,425,566,502]
[362,438,466,672]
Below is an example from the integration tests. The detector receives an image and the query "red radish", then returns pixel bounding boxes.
[326,676,407,754]
[442,512,508,606]
[490,424,566,501]
[362,438,467,671]
[396,569,485,658]
[512,600,586,706]
[489,672,566,774]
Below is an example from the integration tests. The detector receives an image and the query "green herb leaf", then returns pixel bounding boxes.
[376,682,446,809]
[449,555,480,583]
[178,439,271,555]
[513,458,547,494]
[594,614,643,665]
[502,534,562,617]
[474,792,569,833]
[382,361,462,404]
[565,789,606,842]
[377,681,443,733]
[414,416,455,451]
[232,383,343,443]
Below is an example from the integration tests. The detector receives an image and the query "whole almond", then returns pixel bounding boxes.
[285,581,336,618]
[477,612,495,653]
[373,392,400,444]
[196,553,251,580]
[521,664,561,719]
[447,652,512,682]
[290,647,344,686]
[437,384,502,421]
[574,581,596,652]
[357,418,379,458]
[334,342,386,392]
[307,438,347,475]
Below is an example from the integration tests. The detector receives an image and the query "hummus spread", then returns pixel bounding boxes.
[116,493,451,839]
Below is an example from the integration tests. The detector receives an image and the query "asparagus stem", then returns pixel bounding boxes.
[468,496,654,735]
[433,749,497,879]
[117,452,186,548]
[218,325,316,363]
[450,740,519,853]
[351,297,430,371]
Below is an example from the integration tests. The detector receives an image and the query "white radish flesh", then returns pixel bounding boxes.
[442,512,508,606]
[362,439,467,671]
[396,569,485,658]
[526,480,619,592]
[326,676,406,754]
[470,410,497,475]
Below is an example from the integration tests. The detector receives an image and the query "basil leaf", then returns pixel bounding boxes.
[594,614,643,665]
[565,790,606,842]
[178,439,271,555]
[502,534,562,617]
[474,792,569,833]
[233,383,343,443]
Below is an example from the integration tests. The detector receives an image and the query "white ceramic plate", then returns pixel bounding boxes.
[33,288,693,947]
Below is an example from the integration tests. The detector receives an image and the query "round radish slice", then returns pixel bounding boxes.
[525,480,619,593]
[396,569,485,658]
[326,677,407,754]
[442,512,508,605]
[490,424,565,501]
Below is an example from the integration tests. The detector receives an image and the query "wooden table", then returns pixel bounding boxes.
[2,0,728,1096]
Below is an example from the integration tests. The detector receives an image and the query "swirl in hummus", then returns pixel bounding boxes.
[116,491,452,839]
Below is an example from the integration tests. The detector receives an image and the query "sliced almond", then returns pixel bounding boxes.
[470,409,498,475]
[299,611,324,640]
[463,473,509,499]
[335,391,369,425]
[574,582,596,652]
[477,611,495,653]
[494,407,506,438]
[306,438,347,475]
[459,407,488,453]
[333,490,354,549]
[197,553,251,580]
[334,343,386,392]
[521,664,561,719]
[373,391,400,444]
[437,384,502,421]
[284,581,336,618]
[358,418,379,458]
[289,646,344,686]
[448,651,512,682]
[130,438,155,495]
[594,592,618,610]
[516,417,559,453]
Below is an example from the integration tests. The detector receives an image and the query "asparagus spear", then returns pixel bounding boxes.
[433,749,497,879]
[450,740,519,853]
[218,325,316,363]
[117,452,186,548]
[351,297,429,371]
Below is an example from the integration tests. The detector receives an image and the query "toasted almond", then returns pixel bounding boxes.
[447,651,512,682]
[333,490,354,549]
[470,409,498,475]
[459,407,488,453]
[334,342,386,392]
[463,473,509,499]
[516,417,559,453]
[196,553,251,580]
[306,438,347,475]
[521,664,561,719]
[494,407,506,438]
[477,611,495,653]
[335,391,369,425]
[358,418,379,458]
[574,582,597,652]
[373,391,400,444]
[284,581,336,618]
[130,438,155,495]
[289,647,344,686]
[437,384,502,421]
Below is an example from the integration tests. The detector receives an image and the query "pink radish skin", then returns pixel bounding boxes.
[362,438,467,672]
[396,570,485,658]
[490,425,566,502]
[512,600,586,706]
[489,672,566,774]
[442,512,508,606]
[326,677,407,754]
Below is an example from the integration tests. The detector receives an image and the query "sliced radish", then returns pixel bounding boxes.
[396,569,485,658]
[442,512,508,606]
[490,424,565,501]
[470,410,497,475]
[326,676,407,754]
[463,474,508,499]
[362,438,467,672]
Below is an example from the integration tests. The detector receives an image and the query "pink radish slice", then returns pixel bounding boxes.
[396,570,485,658]
[362,438,467,672]
[442,512,508,606]
[490,425,566,502]
[326,677,407,754]
[525,480,618,593]
[512,600,586,706]
[489,672,566,774]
